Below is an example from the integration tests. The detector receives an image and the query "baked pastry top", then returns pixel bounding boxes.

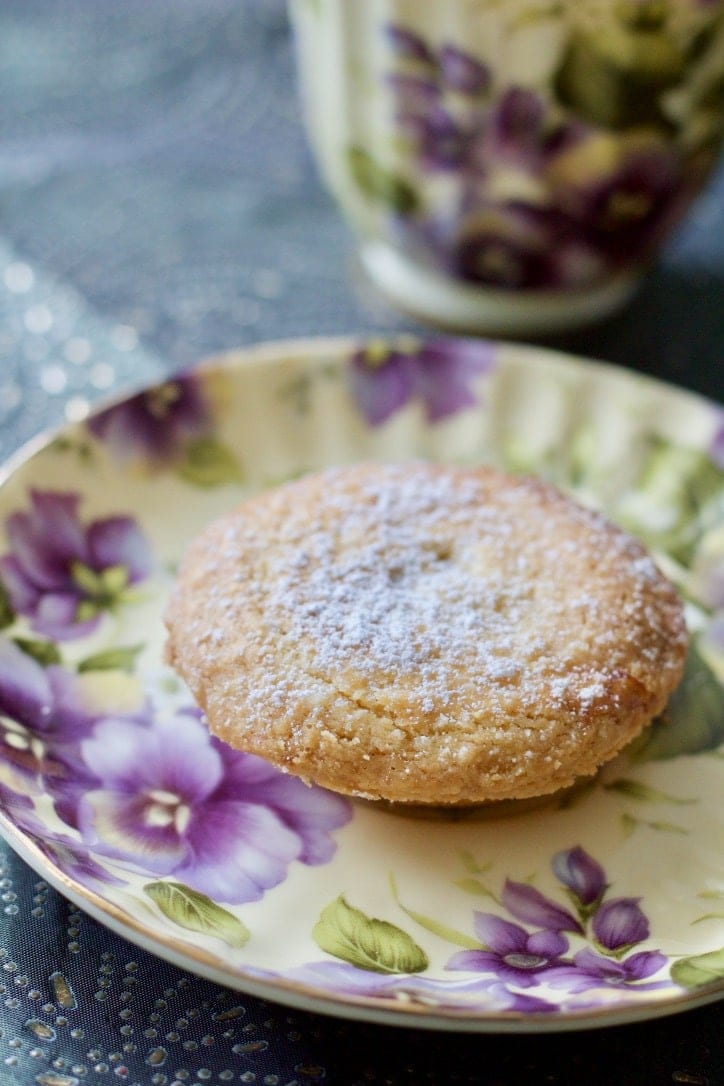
[164,461,687,805]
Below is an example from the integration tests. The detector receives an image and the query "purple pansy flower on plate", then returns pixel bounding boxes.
[88,374,213,467]
[88,371,242,486]
[547,947,668,994]
[0,636,146,820]
[446,846,671,1001]
[553,845,608,911]
[447,913,572,988]
[498,877,583,934]
[0,490,153,641]
[214,749,352,868]
[68,709,350,904]
[0,635,142,750]
[28,831,127,892]
[0,714,41,829]
[349,336,494,427]
[250,961,557,1014]
[593,898,650,953]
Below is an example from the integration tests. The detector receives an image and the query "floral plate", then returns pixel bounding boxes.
[0,336,723,1034]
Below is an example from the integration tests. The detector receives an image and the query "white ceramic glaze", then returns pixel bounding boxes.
[360,241,642,334]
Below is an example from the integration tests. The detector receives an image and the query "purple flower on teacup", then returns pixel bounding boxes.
[349,336,493,427]
[385,24,436,67]
[386,73,442,121]
[451,203,556,288]
[439,44,491,96]
[488,87,565,168]
[393,95,482,175]
[547,130,681,260]
[376,17,699,292]
[0,490,152,641]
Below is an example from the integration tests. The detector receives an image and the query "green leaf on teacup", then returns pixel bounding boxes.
[554,5,685,130]
[347,146,419,216]
[671,946,724,989]
[144,881,250,948]
[313,895,428,974]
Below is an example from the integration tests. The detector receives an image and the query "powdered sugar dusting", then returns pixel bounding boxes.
[194,463,683,723]
[265,468,525,706]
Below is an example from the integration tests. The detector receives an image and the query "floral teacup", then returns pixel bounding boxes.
[289,0,724,334]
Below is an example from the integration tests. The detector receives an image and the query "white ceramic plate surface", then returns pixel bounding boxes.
[0,336,722,1032]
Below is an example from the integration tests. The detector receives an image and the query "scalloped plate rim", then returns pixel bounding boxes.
[0,334,722,1034]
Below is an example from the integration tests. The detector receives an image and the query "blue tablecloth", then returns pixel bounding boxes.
[0,3,722,1084]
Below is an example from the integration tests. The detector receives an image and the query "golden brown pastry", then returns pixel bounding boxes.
[165,462,687,805]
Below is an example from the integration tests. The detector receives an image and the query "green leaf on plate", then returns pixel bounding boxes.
[347,146,419,215]
[312,895,428,974]
[453,877,498,900]
[671,946,724,989]
[614,436,724,565]
[145,882,249,948]
[278,373,314,416]
[603,778,695,805]
[645,820,688,834]
[458,850,493,876]
[78,645,144,673]
[631,640,724,762]
[692,913,724,925]
[390,874,483,950]
[177,437,242,488]
[13,636,62,667]
[0,580,15,629]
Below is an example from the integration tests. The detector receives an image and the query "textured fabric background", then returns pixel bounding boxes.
[0,3,722,1084]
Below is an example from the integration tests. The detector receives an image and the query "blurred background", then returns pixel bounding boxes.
[0,0,723,469]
